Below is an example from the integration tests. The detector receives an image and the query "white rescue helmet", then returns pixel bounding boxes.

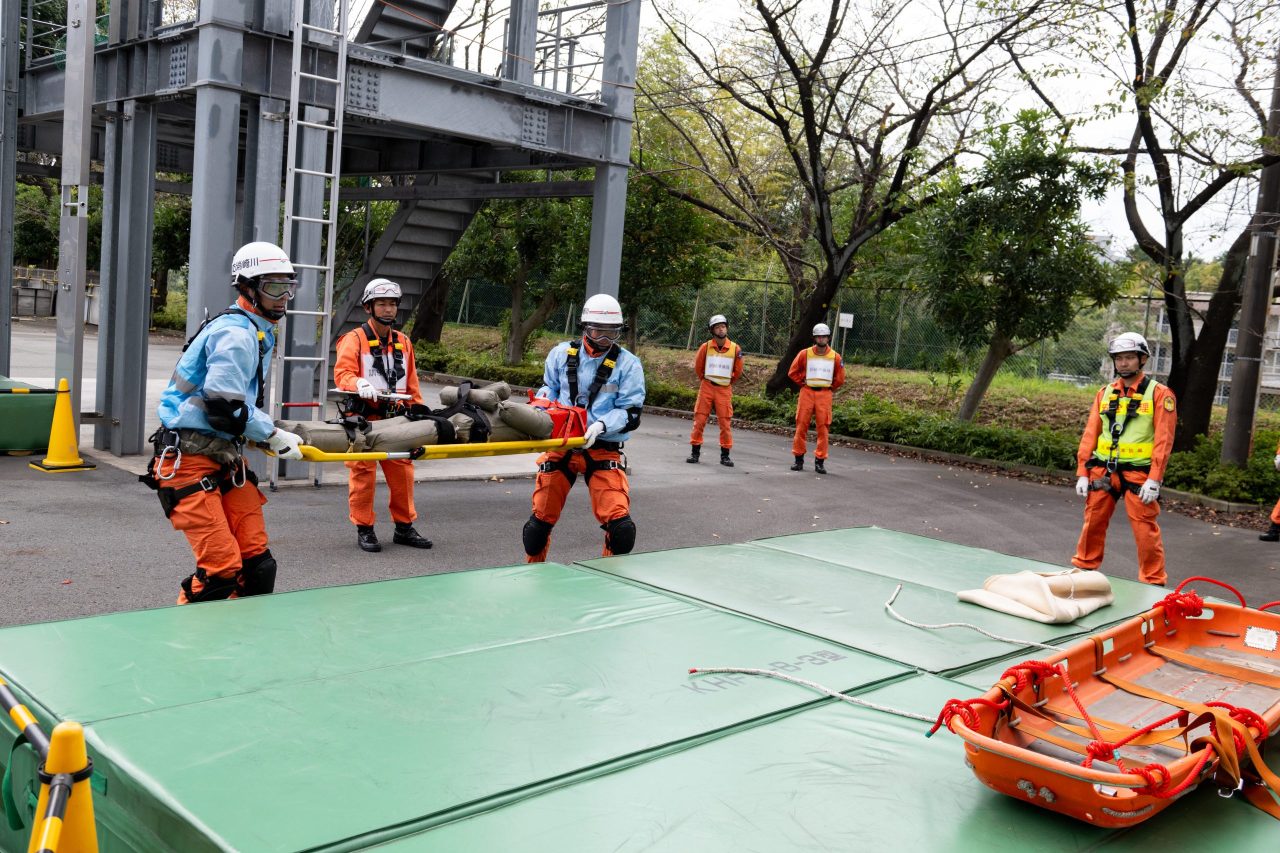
[812,323,832,337]
[361,278,402,305]
[708,313,728,330]
[231,242,294,282]
[1108,332,1150,357]
[581,293,624,327]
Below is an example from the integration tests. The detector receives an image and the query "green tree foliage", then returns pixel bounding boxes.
[447,171,723,363]
[917,113,1120,421]
[151,194,191,314]
[12,183,59,266]
[444,175,582,364]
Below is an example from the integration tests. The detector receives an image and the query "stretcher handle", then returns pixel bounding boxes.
[259,436,587,462]
[327,388,414,400]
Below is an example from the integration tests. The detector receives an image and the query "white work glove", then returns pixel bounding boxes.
[1274,453,1280,472]
[1075,476,1090,498]
[1138,479,1161,505]
[355,378,378,400]
[266,428,305,460]
[582,421,605,449]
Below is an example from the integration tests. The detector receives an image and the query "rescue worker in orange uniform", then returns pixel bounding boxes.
[1258,442,1280,541]
[687,313,743,467]
[147,241,306,604]
[787,322,845,474]
[1072,333,1176,586]
[523,293,646,562]
[334,278,434,553]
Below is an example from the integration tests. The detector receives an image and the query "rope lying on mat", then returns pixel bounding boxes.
[687,666,936,723]
[883,584,1062,652]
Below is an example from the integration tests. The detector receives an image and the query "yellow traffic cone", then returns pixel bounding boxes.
[29,378,95,473]
[28,721,99,853]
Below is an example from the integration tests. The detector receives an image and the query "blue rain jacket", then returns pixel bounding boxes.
[537,339,646,442]
[156,302,278,442]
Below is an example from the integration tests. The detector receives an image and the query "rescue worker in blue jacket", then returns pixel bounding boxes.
[523,293,646,562]
[146,241,305,604]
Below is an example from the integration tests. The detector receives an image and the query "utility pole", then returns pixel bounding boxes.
[1221,46,1280,467]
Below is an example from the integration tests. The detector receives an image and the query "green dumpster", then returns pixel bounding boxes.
[0,377,55,453]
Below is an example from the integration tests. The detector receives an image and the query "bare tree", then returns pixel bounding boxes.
[1012,0,1280,449]
[639,0,1060,394]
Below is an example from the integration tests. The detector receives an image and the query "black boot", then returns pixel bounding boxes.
[357,525,381,553]
[393,523,434,549]
[720,448,734,468]
[1261,522,1280,542]
[815,458,827,475]
[790,455,804,471]
[686,444,701,464]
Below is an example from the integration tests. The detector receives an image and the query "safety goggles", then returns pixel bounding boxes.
[258,277,299,300]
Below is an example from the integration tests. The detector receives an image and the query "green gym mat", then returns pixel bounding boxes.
[580,528,1160,673]
[752,527,1169,627]
[0,562,905,852]
[370,672,1279,852]
[0,530,1265,852]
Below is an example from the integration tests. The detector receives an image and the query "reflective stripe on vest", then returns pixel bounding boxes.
[1093,380,1157,465]
[805,347,836,388]
[704,341,738,386]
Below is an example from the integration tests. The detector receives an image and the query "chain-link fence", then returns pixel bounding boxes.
[444,277,1280,408]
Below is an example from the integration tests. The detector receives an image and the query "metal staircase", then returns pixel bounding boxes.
[352,0,455,59]
[331,173,493,344]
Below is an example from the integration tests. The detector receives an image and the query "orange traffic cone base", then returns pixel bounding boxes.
[29,378,95,474]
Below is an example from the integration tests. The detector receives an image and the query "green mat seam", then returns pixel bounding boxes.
[302,669,925,852]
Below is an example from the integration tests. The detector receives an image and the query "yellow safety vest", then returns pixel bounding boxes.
[1092,380,1156,465]
[703,341,738,386]
[805,347,837,388]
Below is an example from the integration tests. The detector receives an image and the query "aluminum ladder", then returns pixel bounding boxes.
[270,0,350,488]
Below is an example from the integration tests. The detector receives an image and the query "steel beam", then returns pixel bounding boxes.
[503,0,538,84]
[584,0,640,298]
[187,86,243,331]
[0,0,19,373]
[338,179,593,201]
[245,96,287,243]
[55,0,96,419]
[95,100,156,454]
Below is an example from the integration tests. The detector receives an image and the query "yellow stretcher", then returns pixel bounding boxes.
[264,436,587,462]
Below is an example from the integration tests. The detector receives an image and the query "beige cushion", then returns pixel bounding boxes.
[957,569,1114,624]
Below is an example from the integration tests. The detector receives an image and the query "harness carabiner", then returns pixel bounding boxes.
[156,443,182,481]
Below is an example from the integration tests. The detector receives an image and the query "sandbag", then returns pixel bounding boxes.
[488,422,538,442]
[497,400,553,439]
[438,381,509,412]
[275,419,369,453]
[364,416,442,452]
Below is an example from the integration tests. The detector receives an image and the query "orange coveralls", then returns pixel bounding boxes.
[788,346,846,460]
[1271,438,1280,526]
[164,454,270,604]
[690,338,743,450]
[334,324,424,528]
[1071,373,1176,586]
[526,447,630,562]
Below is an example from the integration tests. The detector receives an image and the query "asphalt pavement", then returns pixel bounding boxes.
[1,319,1276,627]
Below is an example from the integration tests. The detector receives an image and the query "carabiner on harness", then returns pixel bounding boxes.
[156,441,182,480]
